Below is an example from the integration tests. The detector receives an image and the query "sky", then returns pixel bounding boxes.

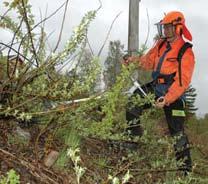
[0,0,208,116]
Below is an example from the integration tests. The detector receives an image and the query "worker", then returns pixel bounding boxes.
[124,11,195,175]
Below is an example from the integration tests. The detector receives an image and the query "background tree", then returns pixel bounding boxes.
[185,85,198,114]
[66,48,101,95]
[104,40,124,88]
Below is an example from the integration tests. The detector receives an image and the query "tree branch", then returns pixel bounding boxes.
[97,11,122,57]
[53,0,70,53]
[144,8,150,47]
[21,0,39,67]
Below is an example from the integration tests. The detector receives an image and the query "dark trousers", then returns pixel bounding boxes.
[164,99,192,173]
[126,81,153,136]
[126,82,192,172]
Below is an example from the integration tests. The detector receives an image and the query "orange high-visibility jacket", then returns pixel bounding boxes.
[138,37,195,104]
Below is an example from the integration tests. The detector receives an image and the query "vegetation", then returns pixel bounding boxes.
[0,169,20,184]
[104,40,124,88]
[0,0,207,183]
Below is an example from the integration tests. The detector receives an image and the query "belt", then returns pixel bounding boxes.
[155,77,175,85]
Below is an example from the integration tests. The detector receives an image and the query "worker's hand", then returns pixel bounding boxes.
[122,54,136,65]
[155,96,166,108]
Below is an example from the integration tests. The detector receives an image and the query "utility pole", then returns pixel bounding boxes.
[128,0,140,56]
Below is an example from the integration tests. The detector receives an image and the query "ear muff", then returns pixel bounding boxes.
[175,24,183,35]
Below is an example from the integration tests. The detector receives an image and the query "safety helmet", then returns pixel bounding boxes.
[156,11,192,41]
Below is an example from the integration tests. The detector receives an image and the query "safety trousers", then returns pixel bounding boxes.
[164,98,192,174]
[126,82,192,174]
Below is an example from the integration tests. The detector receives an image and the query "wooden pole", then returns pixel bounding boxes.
[128,0,140,56]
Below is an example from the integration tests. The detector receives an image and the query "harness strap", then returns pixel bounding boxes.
[157,41,193,86]
[177,42,193,86]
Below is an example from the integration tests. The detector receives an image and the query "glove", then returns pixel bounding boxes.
[122,54,139,65]
[155,96,170,108]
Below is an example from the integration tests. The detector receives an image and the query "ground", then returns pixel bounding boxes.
[0,117,208,184]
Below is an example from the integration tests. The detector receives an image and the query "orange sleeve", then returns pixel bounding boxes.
[164,48,195,104]
[129,40,163,70]
[139,44,158,70]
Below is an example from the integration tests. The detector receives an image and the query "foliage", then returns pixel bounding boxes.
[67,148,86,184]
[104,40,124,88]
[108,170,132,184]
[0,169,20,184]
[185,85,198,114]
[0,1,207,184]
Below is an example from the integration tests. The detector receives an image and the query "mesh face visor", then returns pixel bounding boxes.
[155,22,166,38]
[155,22,176,39]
